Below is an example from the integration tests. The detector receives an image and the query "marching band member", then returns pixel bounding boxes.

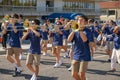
[40,23,49,56]
[68,15,92,80]
[3,14,23,77]
[110,26,120,72]
[22,19,42,80]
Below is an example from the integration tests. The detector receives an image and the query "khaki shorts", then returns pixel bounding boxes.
[41,40,48,43]
[72,60,88,73]
[7,47,20,56]
[52,46,61,54]
[26,53,41,65]
[105,41,114,50]
[41,40,48,47]
[48,37,53,43]
[89,42,95,48]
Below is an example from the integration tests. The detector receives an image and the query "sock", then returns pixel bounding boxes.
[13,63,17,67]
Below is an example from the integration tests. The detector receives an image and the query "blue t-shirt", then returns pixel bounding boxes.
[18,22,24,38]
[94,26,101,38]
[72,29,92,61]
[85,28,94,42]
[62,29,70,39]
[52,30,63,46]
[89,25,94,33]
[41,30,48,40]
[7,23,21,48]
[113,31,120,50]
[103,26,114,41]
[26,30,42,54]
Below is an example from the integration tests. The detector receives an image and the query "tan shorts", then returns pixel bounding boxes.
[89,42,95,48]
[105,41,114,50]
[26,53,41,65]
[7,47,20,56]
[48,37,53,43]
[72,60,88,73]
[52,46,61,54]
[41,40,48,43]
[41,40,48,47]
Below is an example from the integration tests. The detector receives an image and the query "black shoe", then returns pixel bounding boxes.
[12,71,22,77]
[12,67,17,77]
[15,67,17,72]
[107,59,111,62]
[12,67,22,77]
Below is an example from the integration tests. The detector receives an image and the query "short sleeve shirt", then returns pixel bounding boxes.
[72,29,91,61]
[7,23,21,48]
[52,30,63,46]
[113,31,120,50]
[41,30,49,40]
[62,29,70,39]
[103,26,114,41]
[26,30,42,54]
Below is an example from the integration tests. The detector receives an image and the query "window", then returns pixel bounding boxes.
[63,1,95,9]
[0,0,37,6]
[108,10,115,15]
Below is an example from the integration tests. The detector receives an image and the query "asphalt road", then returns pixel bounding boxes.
[0,44,120,80]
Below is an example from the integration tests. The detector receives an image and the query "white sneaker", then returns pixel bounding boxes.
[54,63,60,68]
[43,53,47,56]
[68,66,72,71]
[16,67,22,72]
[30,73,35,80]
[33,76,37,80]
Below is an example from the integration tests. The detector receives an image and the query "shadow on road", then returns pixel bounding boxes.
[87,69,107,75]
[87,68,120,77]
[107,71,120,77]
[22,73,58,80]
[40,60,70,68]
[0,68,14,75]
[40,60,56,65]
[93,59,108,63]
[39,76,58,80]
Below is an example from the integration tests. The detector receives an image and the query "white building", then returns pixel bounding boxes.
[0,0,100,19]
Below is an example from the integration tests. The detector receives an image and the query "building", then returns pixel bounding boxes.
[100,0,120,21]
[0,0,100,19]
